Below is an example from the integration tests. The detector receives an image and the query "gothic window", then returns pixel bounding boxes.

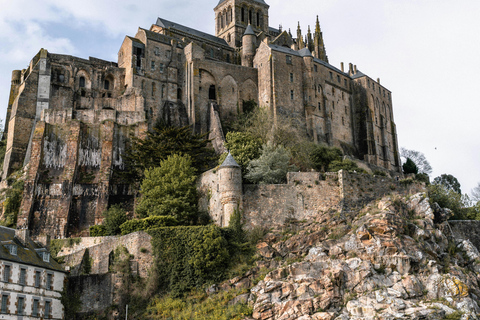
[79,76,86,88]
[256,12,260,26]
[249,9,253,24]
[241,7,245,22]
[104,80,110,90]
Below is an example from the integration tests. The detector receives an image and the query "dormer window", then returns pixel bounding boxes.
[42,252,50,263]
[4,244,17,256]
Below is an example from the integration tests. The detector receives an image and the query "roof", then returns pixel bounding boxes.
[217,0,268,6]
[0,226,65,272]
[156,17,229,47]
[244,24,256,36]
[220,152,240,168]
[298,47,313,57]
[351,70,367,79]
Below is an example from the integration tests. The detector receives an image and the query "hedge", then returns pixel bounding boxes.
[120,215,178,235]
[89,225,107,237]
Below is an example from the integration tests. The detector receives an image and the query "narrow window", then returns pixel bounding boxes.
[166,50,171,59]
[46,273,52,290]
[1,295,7,313]
[44,301,51,319]
[329,72,333,79]
[17,297,24,316]
[286,55,292,65]
[332,101,335,109]
[318,102,321,111]
[3,265,10,282]
[256,12,260,26]
[209,85,216,100]
[32,299,39,317]
[367,79,370,88]
[58,74,65,83]
[314,65,318,72]
[337,75,340,83]
[241,8,245,22]
[342,117,345,125]
[289,73,293,82]
[151,61,155,71]
[162,85,165,99]
[152,83,156,98]
[34,271,41,288]
[79,76,86,88]
[344,79,347,87]
[177,88,182,99]
[159,63,164,73]
[104,80,110,91]
[345,106,348,114]
[249,10,252,24]
[19,268,26,285]
[290,90,294,100]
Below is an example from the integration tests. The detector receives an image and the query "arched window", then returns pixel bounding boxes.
[256,12,260,26]
[104,80,110,90]
[79,76,86,88]
[209,85,216,100]
[241,8,245,22]
[249,10,252,24]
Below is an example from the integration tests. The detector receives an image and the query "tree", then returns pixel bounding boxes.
[219,131,262,175]
[329,159,364,173]
[471,182,480,203]
[309,145,343,172]
[400,148,432,175]
[245,142,296,184]
[402,158,418,174]
[433,174,461,194]
[136,154,198,224]
[428,184,464,219]
[103,204,128,236]
[121,124,216,184]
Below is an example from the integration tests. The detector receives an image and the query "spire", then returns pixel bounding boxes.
[313,15,328,63]
[296,22,304,49]
[307,25,313,52]
[288,28,292,38]
[279,24,283,33]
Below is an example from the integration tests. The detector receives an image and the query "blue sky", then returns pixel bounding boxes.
[0,0,479,195]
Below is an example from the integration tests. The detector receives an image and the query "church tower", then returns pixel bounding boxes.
[214,0,269,48]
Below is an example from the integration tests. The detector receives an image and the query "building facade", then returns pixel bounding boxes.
[2,0,401,238]
[0,227,66,319]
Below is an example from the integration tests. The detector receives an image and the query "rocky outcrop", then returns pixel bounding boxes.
[223,193,480,319]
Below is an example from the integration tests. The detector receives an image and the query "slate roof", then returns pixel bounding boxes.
[220,152,240,168]
[217,0,268,6]
[351,70,367,79]
[0,226,64,272]
[156,17,229,47]
[298,47,313,57]
[244,24,256,36]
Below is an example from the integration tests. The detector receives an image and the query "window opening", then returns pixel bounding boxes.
[32,299,39,317]
[3,265,10,282]
[104,80,110,91]
[79,76,86,88]
[17,297,24,316]
[209,85,216,100]
[1,295,7,313]
[19,268,26,285]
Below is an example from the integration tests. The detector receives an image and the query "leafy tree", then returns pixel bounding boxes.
[433,174,461,194]
[103,204,128,236]
[219,131,262,175]
[428,184,464,219]
[402,158,418,175]
[309,145,343,172]
[245,142,296,184]
[400,148,432,175]
[122,125,216,183]
[136,154,198,224]
[471,182,480,203]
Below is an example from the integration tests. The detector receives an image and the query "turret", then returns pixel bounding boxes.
[314,15,328,63]
[217,152,242,227]
[296,22,305,49]
[242,24,256,67]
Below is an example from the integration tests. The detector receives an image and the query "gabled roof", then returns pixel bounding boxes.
[0,226,65,272]
[156,17,229,47]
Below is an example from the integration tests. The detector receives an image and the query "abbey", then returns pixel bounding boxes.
[2,0,401,238]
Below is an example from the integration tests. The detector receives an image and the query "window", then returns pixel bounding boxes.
[42,252,50,262]
[104,80,110,91]
[289,73,293,82]
[166,50,171,59]
[19,268,26,285]
[241,7,245,22]
[329,72,333,80]
[152,83,156,98]
[332,101,335,109]
[17,297,24,316]
[257,12,260,26]
[79,76,86,88]
[290,90,294,100]
[44,300,51,319]
[337,75,340,83]
[318,102,321,111]
[32,299,39,317]
[286,55,292,65]
[58,74,65,83]
[159,63,165,73]
[342,117,345,125]
[35,271,41,288]
[46,273,52,290]
[209,85,216,100]
[1,295,7,313]
[154,46,160,56]
[344,79,347,87]
[151,61,155,71]
[367,79,370,88]
[5,245,16,256]
[314,65,318,72]
[345,106,348,114]
[3,265,10,282]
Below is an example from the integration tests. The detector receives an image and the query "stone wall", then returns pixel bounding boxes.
[68,274,114,315]
[59,232,153,278]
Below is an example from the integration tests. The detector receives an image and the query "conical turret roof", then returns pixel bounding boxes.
[244,24,255,36]
[220,152,240,168]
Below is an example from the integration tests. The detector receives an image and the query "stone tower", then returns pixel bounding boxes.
[242,24,256,67]
[218,152,242,227]
[214,0,269,48]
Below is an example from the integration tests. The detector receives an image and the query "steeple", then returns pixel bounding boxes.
[307,25,314,52]
[313,15,328,63]
[296,22,305,50]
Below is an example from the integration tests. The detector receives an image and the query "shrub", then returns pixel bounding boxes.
[309,145,343,172]
[89,225,107,237]
[120,216,178,235]
[103,204,128,236]
[329,159,364,173]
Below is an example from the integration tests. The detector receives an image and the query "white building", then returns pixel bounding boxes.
[0,227,66,319]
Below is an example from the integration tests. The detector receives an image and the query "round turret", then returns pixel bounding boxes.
[11,70,21,85]
[242,24,256,67]
[218,152,242,227]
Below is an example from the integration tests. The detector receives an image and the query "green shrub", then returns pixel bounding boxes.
[89,225,107,237]
[1,179,24,227]
[329,159,365,173]
[309,145,343,172]
[402,157,418,174]
[120,216,178,235]
[415,173,430,184]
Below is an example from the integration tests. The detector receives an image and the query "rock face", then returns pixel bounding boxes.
[226,193,480,319]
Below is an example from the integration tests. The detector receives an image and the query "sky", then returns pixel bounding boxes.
[0,0,479,195]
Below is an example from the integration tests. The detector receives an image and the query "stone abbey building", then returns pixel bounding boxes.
[2,0,401,238]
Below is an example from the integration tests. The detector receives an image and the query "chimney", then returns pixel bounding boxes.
[15,228,29,247]
[354,65,357,74]
[340,62,344,72]
[377,78,380,84]
[37,234,51,251]
[349,63,353,75]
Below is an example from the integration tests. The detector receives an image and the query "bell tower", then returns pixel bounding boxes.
[214,0,269,48]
